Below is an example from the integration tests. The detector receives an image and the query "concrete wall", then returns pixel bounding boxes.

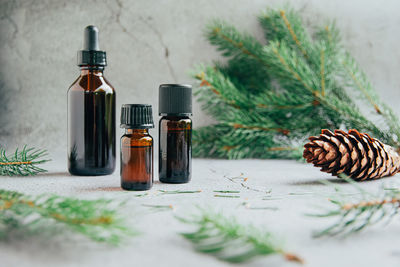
[1,0,399,154]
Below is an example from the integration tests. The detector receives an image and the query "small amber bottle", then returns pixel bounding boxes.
[120,104,154,191]
[159,84,192,184]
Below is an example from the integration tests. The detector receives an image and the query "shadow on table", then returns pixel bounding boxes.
[36,171,70,177]
[288,178,347,186]
[3,172,71,178]
[0,232,110,264]
[288,175,394,186]
[82,181,163,192]
[82,186,124,192]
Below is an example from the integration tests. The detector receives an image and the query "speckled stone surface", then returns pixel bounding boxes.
[0,155,400,267]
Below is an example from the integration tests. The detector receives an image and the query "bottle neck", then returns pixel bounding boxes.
[125,129,149,135]
[79,66,104,76]
[161,115,191,120]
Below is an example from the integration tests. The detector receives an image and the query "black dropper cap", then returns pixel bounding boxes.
[120,104,155,129]
[77,25,107,67]
[159,84,192,116]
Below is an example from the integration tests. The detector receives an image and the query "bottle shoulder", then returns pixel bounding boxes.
[159,116,192,130]
[121,134,153,147]
[68,73,115,94]
[159,116,192,123]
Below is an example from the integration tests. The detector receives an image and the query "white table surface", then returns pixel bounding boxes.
[1,155,399,267]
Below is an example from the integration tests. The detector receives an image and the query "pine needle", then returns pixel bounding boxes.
[178,208,303,264]
[225,174,272,194]
[0,189,132,244]
[214,194,240,198]
[309,177,400,237]
[0,146,50,176]
[158,190,202,194]
[142,204,175,212]
[213,190,240,193]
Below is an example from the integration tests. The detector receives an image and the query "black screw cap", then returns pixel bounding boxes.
[120,104,155,129]
[159,84,192,116]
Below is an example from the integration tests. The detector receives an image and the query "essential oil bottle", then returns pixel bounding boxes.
[120,104,154,191]
[158,84,192,184]
[67,25,116,176]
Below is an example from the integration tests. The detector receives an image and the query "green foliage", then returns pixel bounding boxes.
[0,189,132,244]
[310,177,400,237]
[193,7,400,159]
[178,208,303,264]
[0,146,50,176]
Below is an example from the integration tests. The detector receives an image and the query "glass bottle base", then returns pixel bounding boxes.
[159,177,190,184]
[121,181,152,191]
[68,167,115,176]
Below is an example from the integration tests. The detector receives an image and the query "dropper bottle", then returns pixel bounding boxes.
[67,25,116,176]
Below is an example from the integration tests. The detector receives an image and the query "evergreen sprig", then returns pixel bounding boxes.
[193,7,400,159]
[0,146,50,176]
[178,209,303,264]
[310,177,400,237]
[0,189,132,244]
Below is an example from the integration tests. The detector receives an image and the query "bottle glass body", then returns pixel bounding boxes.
[121,129,153,190]
[67,67,116,175]
[159,116,192,183]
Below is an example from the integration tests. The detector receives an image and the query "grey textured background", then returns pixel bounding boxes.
[1,0,400,154]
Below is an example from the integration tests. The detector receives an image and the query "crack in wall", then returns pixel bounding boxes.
[139,16,178,83]
[0,0,19,41]
[111,0,177,82]
[4,15,19,40]
[113,0,151,49]
[114,0,136,41]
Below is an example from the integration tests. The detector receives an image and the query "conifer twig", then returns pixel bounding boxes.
[193,6,400,159]
[0,189,132,244]
[0,146,50,176]
[309,177,400,238]
[178,208,303,264]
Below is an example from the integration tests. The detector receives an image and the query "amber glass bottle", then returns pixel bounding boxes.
[159,84,192,184]
[67,26,116,176]
[120,104,154,191]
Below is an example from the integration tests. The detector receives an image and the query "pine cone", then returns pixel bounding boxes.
[303,129,400,181]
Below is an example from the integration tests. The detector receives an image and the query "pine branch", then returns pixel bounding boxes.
[310,177,400,237]
[206,20,268,69]
[178,208,303,264]
[193,6,400,159]
[0,146,50,176]
[340,53,400,146]
[205,20,273,94]
[0,189,132,244]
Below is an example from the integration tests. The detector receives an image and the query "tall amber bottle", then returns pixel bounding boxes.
[159,84,192,183]
[67,26,116,176]
[120,104,154,190]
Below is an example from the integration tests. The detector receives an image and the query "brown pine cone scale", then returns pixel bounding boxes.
[303,129,400,181]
